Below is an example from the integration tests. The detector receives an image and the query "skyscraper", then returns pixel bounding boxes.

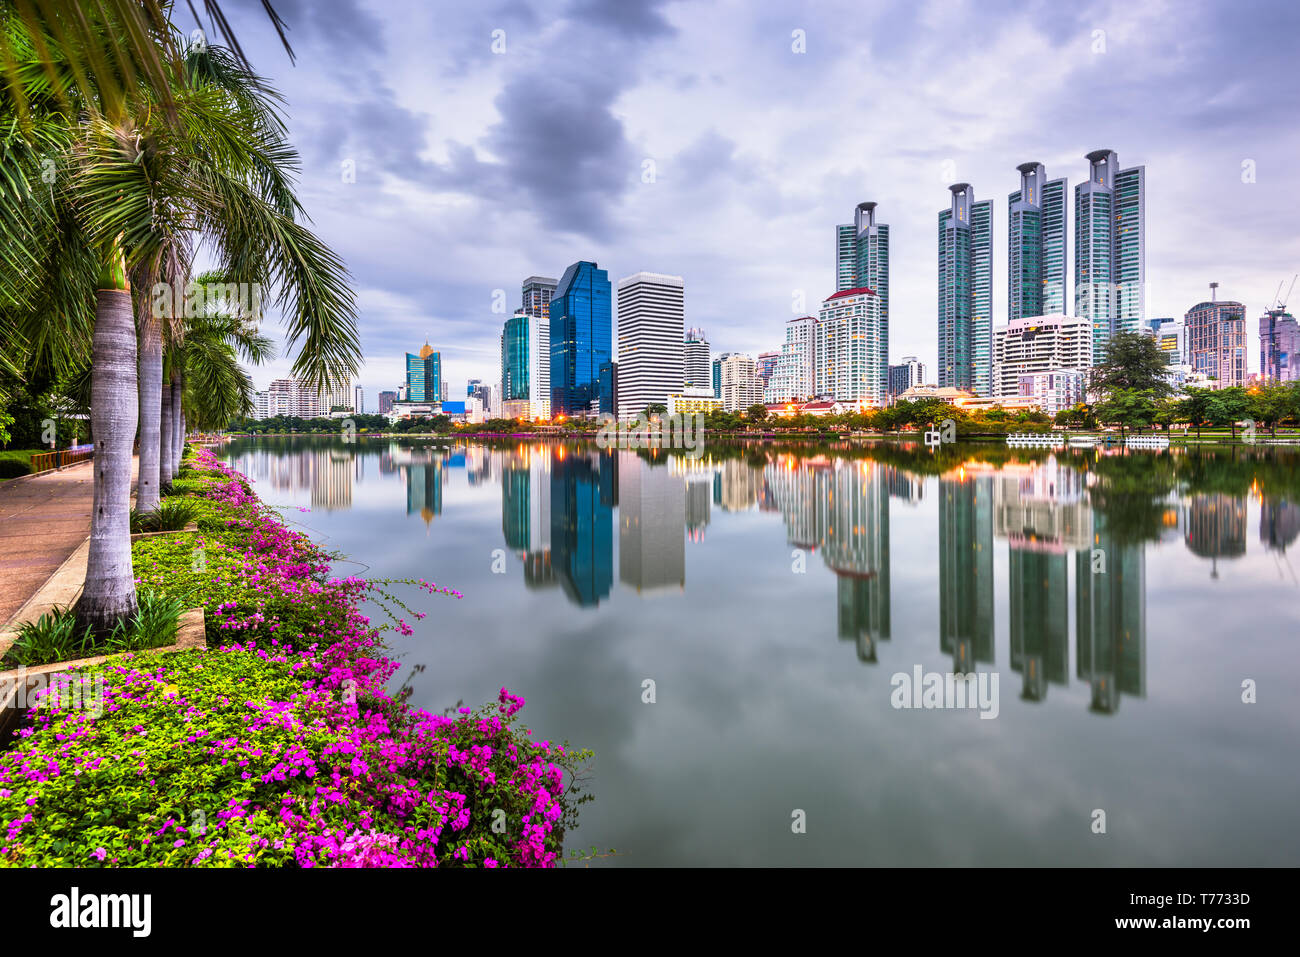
[1260,306,1300,383]
[835,201,890,388]
[522,276,557,319]
[354,385,364,414]
[815,287,886,404]
[405,341,440,402]
[1186,286,1247,389]
[501,311,551,419]
[683,328,710,390]
[616,272,684,419]
[938,184,993,395]
[549,261,612,417]
[1008,162,1067,322]
[712,352,735,399]
[1075,149,1145,364]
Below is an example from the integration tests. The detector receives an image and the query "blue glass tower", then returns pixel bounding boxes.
[549,261,611,417]
[405,341,440,402]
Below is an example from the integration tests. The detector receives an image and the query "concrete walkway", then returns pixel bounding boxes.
[0,458,138,628]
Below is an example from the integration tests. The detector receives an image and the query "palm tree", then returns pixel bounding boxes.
[0,19,359,632]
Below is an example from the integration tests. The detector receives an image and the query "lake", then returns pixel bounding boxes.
[221,435,1300,866]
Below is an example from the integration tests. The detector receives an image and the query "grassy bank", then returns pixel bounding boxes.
[0,449,590,867]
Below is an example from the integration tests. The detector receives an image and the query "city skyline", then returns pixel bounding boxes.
[220,1,1299,405]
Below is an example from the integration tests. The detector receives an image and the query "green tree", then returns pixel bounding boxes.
[1090,331,1175,400]
[0,21,359,632]
[1093,388,1157,437]
[746,403,768,423]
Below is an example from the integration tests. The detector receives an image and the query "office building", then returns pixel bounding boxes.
[767,316,816,403]
[719,353,761,412]
[815,287,886,405]
[616,272,685,419]
[522,276,557,319]
[406,341,441,403]
[1143,317,1186,366]
[253,391,269,419]
[378,391,397,414]
[353,386,364,414]
[501,311,551,420]
[1075,150,1146,363]
[598,361,617,417]
[1186,285,1247,389]
[549,261,612,417]
[1260,306,1300,383]
[887,356,926,400]
[991,313,1092,399]
[712,352,736,399]
[684,328,710,390]
[757,350,780,393]
[1008,162,1068,322]
[938,184,993,395]
[266,377,325,418]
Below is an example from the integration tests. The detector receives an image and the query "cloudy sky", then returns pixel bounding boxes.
[213,0,1300,400]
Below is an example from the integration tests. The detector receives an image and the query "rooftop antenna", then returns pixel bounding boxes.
[1209,281,1218,304]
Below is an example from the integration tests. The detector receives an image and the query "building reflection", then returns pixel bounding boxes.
[1076,513,1146,714]
[1260,496,1300,554]
[939,470,995,673]
[994,458,1082,701]
[1184,493,1246,578]
[619,453,686,595]
[765,456,890,663]
[550,447,614,607]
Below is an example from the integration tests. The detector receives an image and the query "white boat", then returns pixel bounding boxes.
[1124,434,1170,449]
[1006,432,1065,449]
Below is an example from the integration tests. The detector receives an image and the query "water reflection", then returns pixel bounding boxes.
[225,437,1300,722]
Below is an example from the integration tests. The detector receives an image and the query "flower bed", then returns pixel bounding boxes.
[0,450,590,867]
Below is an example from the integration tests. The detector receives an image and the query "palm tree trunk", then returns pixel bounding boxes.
[174,372,185,470]
[137,316,163,512]
[160,370,174,489]
[76,287,140,633]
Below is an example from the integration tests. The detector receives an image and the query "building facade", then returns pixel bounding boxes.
[815,287,886,405]
[1260,307,1300,383]
[887,356,926,400]
[766,316,816,403]
[719,353,761,412]
[1008,162,1068,322]
[683,328,711,390]
[836,201,890,324]
[502,311,552,419]
[378,391,397,414]
[1185,290,1247,389]
[938,184,993,395]
[405,341,441,403]
[616,272,685,419]
[1017,370,1087,416]
[266,378,325,418]
[991,313,1092,399]
[549,261,612,417]
[521,276,557,319]
[1075,150,1146,363]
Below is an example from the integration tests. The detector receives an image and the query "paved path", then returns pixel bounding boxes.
[0,458,138,628]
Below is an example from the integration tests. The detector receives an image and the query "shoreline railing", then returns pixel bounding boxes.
[29,448,94,473]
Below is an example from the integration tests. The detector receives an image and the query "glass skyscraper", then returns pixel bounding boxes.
[405,341,440,402]
[835,201,890,386]
[1075,149,1146,364]
[938,184,993,395]
[549,261,611,417]
[1008,162,1068,322]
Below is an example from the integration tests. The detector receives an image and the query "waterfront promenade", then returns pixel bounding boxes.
[0,459,138,628]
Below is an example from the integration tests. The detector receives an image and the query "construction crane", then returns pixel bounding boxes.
[1271,274,1297,312]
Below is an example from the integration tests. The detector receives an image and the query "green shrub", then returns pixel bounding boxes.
[130,499,201,532]
[1,589,183,668]
[0,459,32,479]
